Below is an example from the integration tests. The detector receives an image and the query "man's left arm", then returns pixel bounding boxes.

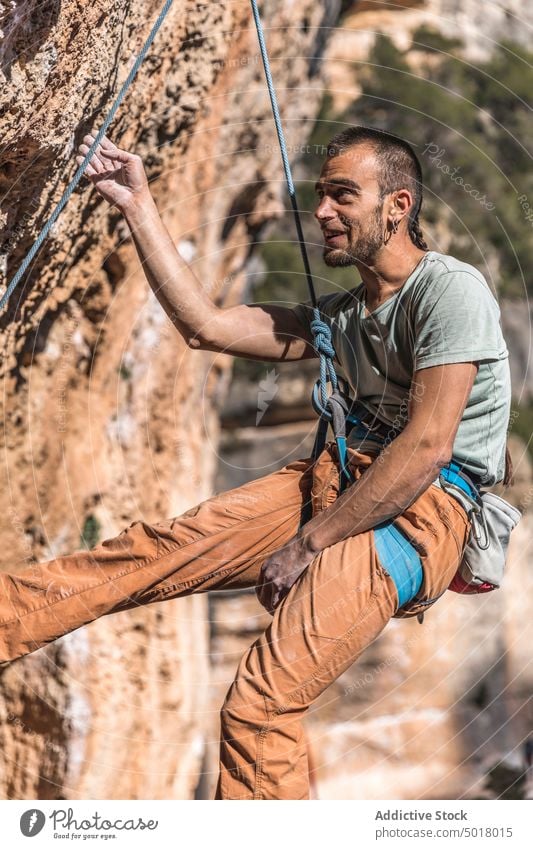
[256,361,478,613]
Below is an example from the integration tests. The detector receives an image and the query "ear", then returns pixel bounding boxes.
[388,188,414,223]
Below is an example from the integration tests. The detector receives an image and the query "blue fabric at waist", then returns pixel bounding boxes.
[439,462,480,500]
[373,522,423,609]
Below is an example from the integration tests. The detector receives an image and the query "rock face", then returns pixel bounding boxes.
[0,0,338,799]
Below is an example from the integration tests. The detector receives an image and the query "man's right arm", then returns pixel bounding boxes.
[124,194,316,361]
[76,132,316,362]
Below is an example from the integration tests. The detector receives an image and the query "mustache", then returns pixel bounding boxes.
[320,213,354,231]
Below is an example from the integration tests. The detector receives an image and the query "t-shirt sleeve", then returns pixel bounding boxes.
[291,293,339,327]
[290,298,315,332]
[412,270,505,370]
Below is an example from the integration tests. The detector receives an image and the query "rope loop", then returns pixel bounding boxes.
[310,307,339,407]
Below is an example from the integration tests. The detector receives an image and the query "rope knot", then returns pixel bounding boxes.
[310,317,335,359]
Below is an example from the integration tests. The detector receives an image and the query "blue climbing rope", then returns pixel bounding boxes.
[251,0,354,491]
[250,0,317,309]
[0,0,175,315]
[250,0,339,411]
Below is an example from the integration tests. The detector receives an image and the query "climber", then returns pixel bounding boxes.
[0,126,511,800]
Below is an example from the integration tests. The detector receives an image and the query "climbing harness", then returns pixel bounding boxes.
[0,0,175,314]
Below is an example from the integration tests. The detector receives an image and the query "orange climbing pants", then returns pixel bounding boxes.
[0,443,470,799]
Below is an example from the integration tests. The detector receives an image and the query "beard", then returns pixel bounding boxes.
[323,201,385,268]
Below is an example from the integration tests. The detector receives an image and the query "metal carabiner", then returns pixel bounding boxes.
[311,376,354,421]
[470,503,490,550]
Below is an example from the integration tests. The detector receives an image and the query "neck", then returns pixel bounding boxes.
[356,239,427,307]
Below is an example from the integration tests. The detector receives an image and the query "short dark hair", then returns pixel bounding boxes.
[326,126,427,250]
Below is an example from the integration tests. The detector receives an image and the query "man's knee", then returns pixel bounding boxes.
[220,672,274,737]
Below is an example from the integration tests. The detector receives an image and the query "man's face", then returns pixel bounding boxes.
[314,144,385,268]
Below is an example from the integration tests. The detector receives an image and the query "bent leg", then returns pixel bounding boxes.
[216,481,469,799]
[216,527,396,799]
[0,456,313,664]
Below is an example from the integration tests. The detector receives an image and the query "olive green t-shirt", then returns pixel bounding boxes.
[292,251,511,485]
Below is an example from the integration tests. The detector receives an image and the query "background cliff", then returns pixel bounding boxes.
[0,0,339,798]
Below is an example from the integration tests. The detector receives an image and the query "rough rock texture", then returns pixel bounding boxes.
[0,0,339,799]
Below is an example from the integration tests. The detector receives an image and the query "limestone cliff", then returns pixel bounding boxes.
[0,0,338,799]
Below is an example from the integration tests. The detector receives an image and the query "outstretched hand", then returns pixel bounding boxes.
[75,132,151,212]
[256,536,318,615]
